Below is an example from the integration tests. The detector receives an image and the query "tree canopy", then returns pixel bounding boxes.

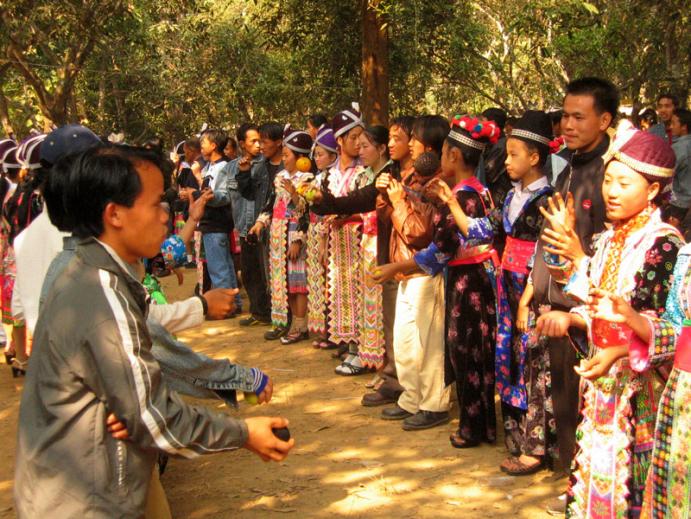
[1,0,688,142]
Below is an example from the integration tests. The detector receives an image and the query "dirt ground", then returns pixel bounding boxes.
[0,270,566,518]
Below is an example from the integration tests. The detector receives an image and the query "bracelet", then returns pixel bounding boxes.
[197,294,208,316]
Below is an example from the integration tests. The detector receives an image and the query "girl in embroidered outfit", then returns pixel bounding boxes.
[2,134,45,376]
[334,125,390,376]
[639,243,691,519]
[305,125,338,348]
[252,126,314,345]
[402,117,501,448]
[319,106,367,370]
[536,126,683,518]
[442,112,557,471]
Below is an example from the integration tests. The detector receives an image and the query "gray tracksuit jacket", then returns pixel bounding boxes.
[15,238,249,518]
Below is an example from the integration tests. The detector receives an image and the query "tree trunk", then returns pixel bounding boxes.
[0,84,14,139]
[360,0,389,126]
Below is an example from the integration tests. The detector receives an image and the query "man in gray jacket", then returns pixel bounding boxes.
[15,145,294,518]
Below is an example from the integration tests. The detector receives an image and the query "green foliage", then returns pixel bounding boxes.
[1,0,688,144]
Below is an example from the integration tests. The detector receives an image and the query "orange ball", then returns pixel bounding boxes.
[296,157,311,172]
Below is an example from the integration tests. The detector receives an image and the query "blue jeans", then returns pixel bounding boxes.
[202,232,242,309]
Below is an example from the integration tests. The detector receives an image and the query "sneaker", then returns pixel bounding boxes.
[401,410,450,431]
[380,404,414,421]
[239,316,271,327]
[264,326,288,340]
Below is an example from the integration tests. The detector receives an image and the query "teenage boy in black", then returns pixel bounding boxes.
[531,77,618,498]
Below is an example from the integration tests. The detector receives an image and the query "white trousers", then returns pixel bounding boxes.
[394,275,450,414]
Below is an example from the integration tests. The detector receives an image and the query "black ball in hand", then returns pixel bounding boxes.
[272,427,291,442]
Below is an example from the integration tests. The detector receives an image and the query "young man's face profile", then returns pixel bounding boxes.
[117,161,169,261]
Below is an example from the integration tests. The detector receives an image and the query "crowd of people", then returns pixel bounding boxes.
[1,76,690,518]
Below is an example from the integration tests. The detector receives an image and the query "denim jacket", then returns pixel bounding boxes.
[226,156,269,237]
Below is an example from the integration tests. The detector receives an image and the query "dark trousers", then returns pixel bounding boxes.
[240,237,271,321]
[547,336,581,474]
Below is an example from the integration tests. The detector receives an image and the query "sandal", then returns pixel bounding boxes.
[280,330,308,345]
[499,455,544,476]
[318,341,339,350]
[11,358,28,378]
[335,356,371,376]
[449,432,480,449]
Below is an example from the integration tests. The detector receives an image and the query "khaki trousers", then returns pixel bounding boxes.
[145,467,172,519]
[394,275,450,414]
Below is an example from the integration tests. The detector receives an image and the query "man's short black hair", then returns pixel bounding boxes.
[674,108,691,131]
[308,114,328,129]
[482,108,507,130]
[200,129,228,153]
[657,93,679,107]
[564,77,620,120]
[259,122,283,141]
[60,145,164,238]
[390,116,416,138]
[237,123,259,143]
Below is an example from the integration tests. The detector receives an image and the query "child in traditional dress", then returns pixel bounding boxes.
[335,126,390,375]
[2,133,45,376]
[536,126,683,517]
[251,126,314,345]
[306,125,338,348]
[438,111,557,471]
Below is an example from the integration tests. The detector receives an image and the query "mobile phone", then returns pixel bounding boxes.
[201,176,211,190]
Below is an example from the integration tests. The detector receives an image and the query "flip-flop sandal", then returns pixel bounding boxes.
[499,456,544,476]
[449,432,480,449]
[281,331,308,345]
[335,361,368,376]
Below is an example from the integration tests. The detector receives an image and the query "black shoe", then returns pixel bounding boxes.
[380,404,413,421]
[402,410,450,431]
[184,261,197,269]
[239,315,272,326]
[264,326,288,340]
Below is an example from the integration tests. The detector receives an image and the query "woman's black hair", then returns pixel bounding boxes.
[412,115,450,159]
[640,171,672,208]
[63,145,164,239]
[362,125,390,159]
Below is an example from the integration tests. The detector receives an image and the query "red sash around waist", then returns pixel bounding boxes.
[674,325,691,372]
[449,247,500,268]
[501,236,536,275]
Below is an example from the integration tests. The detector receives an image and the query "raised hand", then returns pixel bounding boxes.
[425,178,454,204]
[539,192,575,235]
